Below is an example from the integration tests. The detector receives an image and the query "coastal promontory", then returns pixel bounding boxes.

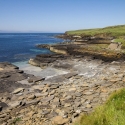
[1,25,125,125]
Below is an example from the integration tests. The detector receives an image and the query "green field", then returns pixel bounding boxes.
[66,25,125,47]
[75,88,125,125]
[66,25,125,38]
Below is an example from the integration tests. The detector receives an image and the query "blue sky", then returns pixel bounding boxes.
[0,0,125,33]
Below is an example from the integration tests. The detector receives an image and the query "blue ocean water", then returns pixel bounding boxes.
[0,33,63,63]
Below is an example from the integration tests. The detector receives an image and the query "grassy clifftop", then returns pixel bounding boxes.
[66,25,125,38]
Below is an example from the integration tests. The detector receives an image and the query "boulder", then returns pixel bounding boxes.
[8,101,21,108]
[28,59,40,66]
[108,42,122,50]
[0,102,8,110]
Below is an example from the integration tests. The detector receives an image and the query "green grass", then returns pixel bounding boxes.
[75,88,125,125]
[66,25,125,38]
[114,38,125,47]
[11,117,21,125]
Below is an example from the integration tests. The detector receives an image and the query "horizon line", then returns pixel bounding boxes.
[0,32,64,33]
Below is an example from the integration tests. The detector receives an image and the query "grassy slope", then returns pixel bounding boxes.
[66,25,125,37]
[75,88,125,125]
[66,24,125,46]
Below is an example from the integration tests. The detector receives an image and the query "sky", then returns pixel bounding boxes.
[0,0,125,33]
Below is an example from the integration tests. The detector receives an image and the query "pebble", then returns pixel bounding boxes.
[12,88,24,94]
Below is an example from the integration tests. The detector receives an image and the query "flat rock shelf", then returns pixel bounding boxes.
[0,56,125,125]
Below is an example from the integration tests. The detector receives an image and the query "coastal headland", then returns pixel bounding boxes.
[1,25,125,125]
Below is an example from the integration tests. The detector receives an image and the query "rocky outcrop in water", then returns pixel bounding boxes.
[30,43,124,69]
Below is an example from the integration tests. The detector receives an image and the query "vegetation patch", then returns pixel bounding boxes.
[74,88,125,125]
[66,25,125,38]
[11,117,21,125]
[66,25,125,48]
[114,38,125,47]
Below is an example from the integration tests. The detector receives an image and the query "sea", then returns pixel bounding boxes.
[0,33,63,65]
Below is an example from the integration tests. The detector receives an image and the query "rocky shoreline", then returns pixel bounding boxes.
[0,35,125,125]
[35,33,124,63]
[1,57,125,125]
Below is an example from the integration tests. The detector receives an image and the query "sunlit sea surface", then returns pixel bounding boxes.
[0,33,63,64]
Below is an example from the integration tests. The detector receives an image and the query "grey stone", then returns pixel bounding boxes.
[64,103,71,107]
[41,95,55,103]
[74,102,81,107]
[58,110,68,118]
[53,97,60,103]
[41,109,50,115]
[32,77,45,83]
[65,95,72,100]
[12,88,24,94]
[50,90,56,95]
[82,108,93,112]
[83,91,93,95]
[8,101,21,108]
[75,92,82,97]
[50,85,59,89]
[0,102,8,110]
[27,94,36,99]
[64,72,78,79]
[47,111,58,119]
[74,97,81,102]
[46,75,66,83]
[26,99,40,105]
[35,93,44,98]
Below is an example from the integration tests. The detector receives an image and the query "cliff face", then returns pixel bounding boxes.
[56,33,112,46]
[56,25,125,48]
[54,25,125,61]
